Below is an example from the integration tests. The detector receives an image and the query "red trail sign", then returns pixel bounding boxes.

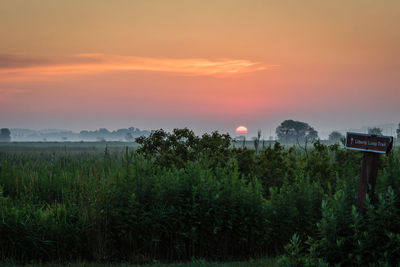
[345,132,393,212]
[345,132,393,154]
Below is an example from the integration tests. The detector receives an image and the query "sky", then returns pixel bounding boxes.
[1,0,399,137]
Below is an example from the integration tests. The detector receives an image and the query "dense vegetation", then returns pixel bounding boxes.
[0,128,399,265]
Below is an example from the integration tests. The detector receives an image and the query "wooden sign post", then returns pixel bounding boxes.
[345,132,393,212]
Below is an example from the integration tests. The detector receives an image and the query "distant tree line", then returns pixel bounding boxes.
[274,120,400,145]
[79,127,150,142]
[3,122,400,143]
[8,127,151,142]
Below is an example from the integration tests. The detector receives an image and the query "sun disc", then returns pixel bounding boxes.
[236,126,248,134]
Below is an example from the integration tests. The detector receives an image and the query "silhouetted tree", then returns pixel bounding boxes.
[368,127,383,135]
[276,120,318,144]
[328,131,344,143]
[136,128,231,169]
[0,128,11,142]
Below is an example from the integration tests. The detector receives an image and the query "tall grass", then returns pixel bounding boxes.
[1,137,400,265]
[0,149,268,263]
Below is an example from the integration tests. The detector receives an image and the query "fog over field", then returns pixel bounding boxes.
[5,121,398,142]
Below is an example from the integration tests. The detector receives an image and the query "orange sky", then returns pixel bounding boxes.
[1,0,399,136]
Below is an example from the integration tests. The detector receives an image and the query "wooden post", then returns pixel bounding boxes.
[345,132,393,213]
[357,152,379,213]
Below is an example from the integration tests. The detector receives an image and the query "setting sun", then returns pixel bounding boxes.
[235,126,248,134]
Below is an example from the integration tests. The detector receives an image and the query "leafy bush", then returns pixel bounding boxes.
[304,141,335,190]
[135,128,231,170]
[265,176,324,254]
[254,143,297,193]
[283,167,400,266]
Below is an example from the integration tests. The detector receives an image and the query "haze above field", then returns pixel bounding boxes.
[1,0,399,136]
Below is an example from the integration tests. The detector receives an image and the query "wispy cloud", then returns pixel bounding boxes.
[0,54,273,82]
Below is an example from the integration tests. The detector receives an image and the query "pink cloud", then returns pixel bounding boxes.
[0,54,273,82]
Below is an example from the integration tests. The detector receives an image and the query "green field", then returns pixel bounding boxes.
[1,130,400,266]
[0,142,139,152]
[0,258,278,267]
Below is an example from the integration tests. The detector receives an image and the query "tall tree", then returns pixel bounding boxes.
[0,128,11,142]
[328,131,344,143]
[276,120,318,144]
[396,123,400,139]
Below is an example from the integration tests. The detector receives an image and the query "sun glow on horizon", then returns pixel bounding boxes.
[235,126,248,134]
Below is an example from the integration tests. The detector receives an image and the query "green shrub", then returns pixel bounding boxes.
[253,143,297,194]
[264,176,324,254]
[295,187,400,266]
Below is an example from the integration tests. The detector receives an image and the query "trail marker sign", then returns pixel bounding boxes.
[345,132,393,213]
[345,132,393,154]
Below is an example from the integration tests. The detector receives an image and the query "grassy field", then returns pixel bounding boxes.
[0,141,139,152]
[1,132,400,266]
[2,258,277,267]
[2,139,396,153]
[0,140,268,152]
